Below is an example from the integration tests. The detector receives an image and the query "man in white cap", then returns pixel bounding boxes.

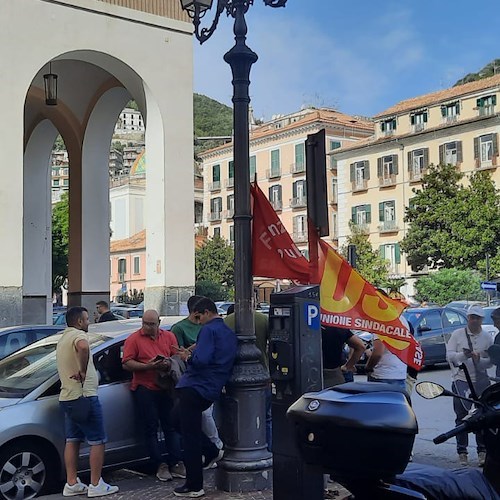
[446,304,493,467]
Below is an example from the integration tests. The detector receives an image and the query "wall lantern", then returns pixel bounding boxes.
[43,62,58,106]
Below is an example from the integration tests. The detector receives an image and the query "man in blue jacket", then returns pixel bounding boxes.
[174,297,238,498]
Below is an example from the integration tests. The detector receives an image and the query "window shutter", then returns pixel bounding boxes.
[410,115,415,125]
[293,216,298,234]
[366,204,372,223]
[423,148,429,168]
[213,164,220,182]
[493,95,497,106]
[292,181,297,198]
[379,202,384,222]
[395,244,401,264]
[457,141,463,163]
[474,137,480,159]
[455,102,460,115]
[295,143,305,167]
[268,187,272,200]
[392,119,397,129]
[377,157,382,177]
[351,207,356,223]
[381,122,386,132]
[350,163,355,182]
[439,145,444,165]
[229,161,234,179]
[423,112,428,123]
[407,151,412,171]
[393,155,399,175]
[210,198,215,212]
[278,185,282,202]
[379,245,385,259]
[493,133,499,156]
[476,98,483,108]
[249,155,256,180]
[441,106,446,117]
[365,161,370,180]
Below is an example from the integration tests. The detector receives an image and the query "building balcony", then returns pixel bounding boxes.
[266,168,281,179]
[271,200,282,211]
[329,158,338,172]
[329,191,338,205]
[411,123,426,133]
[292,231,308,243]
[209,181,221,192]
[479,106,495,117]
[290,162,305,174]
[352,179,368,192]
[352,222,369,233]
[409,168,426,182]
[225,178,234,189]
[290,196,307,208]
[378,220,399,233]
[443,115,458,125]
[208,211,222,222]
[383,129,395,137]
[223,209,234,220]
[379,174,396,187]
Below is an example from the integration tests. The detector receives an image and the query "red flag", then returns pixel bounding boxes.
[316,239,424,371]
[251,183,311,282]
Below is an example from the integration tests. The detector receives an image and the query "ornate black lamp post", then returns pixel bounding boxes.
[180,0,287,492]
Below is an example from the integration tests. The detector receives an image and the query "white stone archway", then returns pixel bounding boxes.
[0,0,194,326]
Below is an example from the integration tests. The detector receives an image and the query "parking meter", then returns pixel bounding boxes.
[269,285,323,500]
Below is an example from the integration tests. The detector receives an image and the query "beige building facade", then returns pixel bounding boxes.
[199,108,374,260]
[333,74,500,298]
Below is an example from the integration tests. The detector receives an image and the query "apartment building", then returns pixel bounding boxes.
[51,150,69,203]
[199,108,374,257]
[333,74,500,296]
[115,107,145,134]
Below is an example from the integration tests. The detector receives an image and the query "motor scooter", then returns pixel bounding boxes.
[287,365,500,499]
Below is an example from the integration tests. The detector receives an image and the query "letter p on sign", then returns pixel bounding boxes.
[306,303,320,329]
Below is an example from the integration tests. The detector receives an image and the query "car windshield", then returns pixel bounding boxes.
[0,333,107,397]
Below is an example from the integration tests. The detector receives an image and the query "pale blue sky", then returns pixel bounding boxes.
[193,0,499,120]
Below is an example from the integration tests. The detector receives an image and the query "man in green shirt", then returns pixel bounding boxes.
[172,296,204,348]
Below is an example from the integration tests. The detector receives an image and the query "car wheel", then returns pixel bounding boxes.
[0,441,57,499]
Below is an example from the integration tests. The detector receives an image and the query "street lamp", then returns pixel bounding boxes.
[43,62,58,106]
[180,0,287,492]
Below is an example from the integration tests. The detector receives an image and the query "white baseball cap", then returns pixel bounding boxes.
[467,304,485,318]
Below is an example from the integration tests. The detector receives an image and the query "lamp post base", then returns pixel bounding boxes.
[216,458,273,492]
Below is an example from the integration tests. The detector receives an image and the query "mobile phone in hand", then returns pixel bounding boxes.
[153,354,166,362]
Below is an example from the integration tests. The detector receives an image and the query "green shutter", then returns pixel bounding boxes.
[410,115,415,125]
[295,143,305,168]
[393,155,399,175]
[477,98,483,108]
[493,95,497,106]
[457,141,463,163]
[364,161,370,180]
[423,112,428,123]
[395,244,401,264]
[455,103,460,115]
[381,122,386,132]
[228,160,234,179]
[474,137,480,159]
[365,204,371,223]
[350,163,355,182]
[213,164,220,182]
[351,207,356,223]
[441,106,446,117]
[493,133,498,156]
[379,245,385,259]
[423,148,429,168]
[439,145,444,165]
[271,149,280,176]
[249,155,256,180]
[379,202,384,222]
[377,157,382,177]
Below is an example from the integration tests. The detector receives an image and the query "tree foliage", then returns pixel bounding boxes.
[52,192,69,294]
[340,222,389,287]
[414,268,484,305]
[195,280,229,302]
[195,236,234,290]
[454,59,500,86]
[401,164,500,276]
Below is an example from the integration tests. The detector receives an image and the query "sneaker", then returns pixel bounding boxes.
[156,462,173,482]
[87,478,119,497]
[170,462,187,479]
[478,451,486,467]
[202,449,224,470]
[174,485,205,497]
[458,453,468,466]
[63,478,88,496]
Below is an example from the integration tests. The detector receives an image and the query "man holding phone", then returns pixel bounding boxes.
[446,304,493,467]
[122,309,185,481]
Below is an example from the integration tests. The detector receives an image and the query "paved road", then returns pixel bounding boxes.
[40,366,486,499]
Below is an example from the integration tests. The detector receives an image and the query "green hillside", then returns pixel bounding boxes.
[454,59,500,86]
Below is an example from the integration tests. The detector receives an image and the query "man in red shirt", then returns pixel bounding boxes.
[122,309,184,481]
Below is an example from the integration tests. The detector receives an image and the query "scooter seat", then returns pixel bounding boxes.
[395,463,499,500]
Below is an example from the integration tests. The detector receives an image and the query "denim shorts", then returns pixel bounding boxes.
[59,396,107,445]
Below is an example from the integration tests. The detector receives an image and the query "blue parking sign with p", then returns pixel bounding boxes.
[305,303,320,330]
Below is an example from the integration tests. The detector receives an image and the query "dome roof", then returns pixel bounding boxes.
[130,150,146,176]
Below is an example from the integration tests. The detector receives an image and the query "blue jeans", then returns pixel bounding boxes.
[59,396,107,445]
[132,386,182,467]
[367,376,406,391]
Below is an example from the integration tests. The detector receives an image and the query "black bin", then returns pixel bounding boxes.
[287,382,418,480]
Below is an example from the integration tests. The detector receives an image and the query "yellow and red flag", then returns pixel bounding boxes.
[315,238,424,371]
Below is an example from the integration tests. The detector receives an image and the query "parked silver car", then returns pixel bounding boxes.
[0,317,184,499]
[0,325,64,359]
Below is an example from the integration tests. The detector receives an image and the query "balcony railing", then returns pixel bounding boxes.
[443,115,458,124]
[290,162,305,174]
[409,168,426,182]
[223,209,234,220]
[411,123,426,133]
[208,211,222,222]
[271,200,283,211]
[290,196,307,208]
[209,181,221,192]
[378,220,399,233]
[292,231,308,243]
[352,179,368,192]
[479,106,495,117]
[266,168,281,179]
[225,178,234,189]
[379,174,396,187]
[352,222,369,233]
[330,191,338,204]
